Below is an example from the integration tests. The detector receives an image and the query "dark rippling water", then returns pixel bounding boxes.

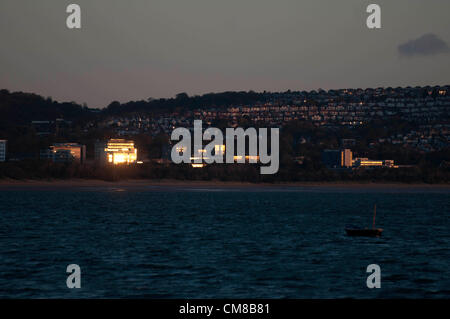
[0,186,449,298]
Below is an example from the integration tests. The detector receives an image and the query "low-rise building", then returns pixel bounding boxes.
[40,143,86,163]
[51,143,86,163]
[322,149,353,168]
[354,158,384,167]
[353,157,395,168]
[104,139,138,165]
[323,149,396,169]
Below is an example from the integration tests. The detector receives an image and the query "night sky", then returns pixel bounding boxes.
[1,0,449,107]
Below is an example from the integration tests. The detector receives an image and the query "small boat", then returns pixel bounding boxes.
[345,204,383,237]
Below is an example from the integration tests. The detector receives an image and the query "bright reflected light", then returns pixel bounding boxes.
[105,139,138,165]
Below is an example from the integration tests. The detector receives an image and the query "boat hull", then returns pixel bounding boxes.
[345,228,383,237]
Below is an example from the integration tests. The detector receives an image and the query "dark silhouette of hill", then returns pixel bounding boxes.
[105,91,265,114]
[0,89,268,123]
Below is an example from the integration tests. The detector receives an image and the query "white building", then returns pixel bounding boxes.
[0,140,7,162]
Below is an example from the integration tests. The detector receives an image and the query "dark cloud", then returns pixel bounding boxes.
[398,33,450,57]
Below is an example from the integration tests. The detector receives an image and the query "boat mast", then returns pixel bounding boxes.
[372,204,377,229]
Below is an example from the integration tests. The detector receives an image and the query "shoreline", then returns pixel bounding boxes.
[0,178,448,191]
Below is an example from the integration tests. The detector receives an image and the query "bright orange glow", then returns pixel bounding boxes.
[246,155,259,161]
[105,139,137,165]
[233,155,260,162]
[358,160,383,166]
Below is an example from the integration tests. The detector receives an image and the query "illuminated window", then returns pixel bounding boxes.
[214,144,225,155]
